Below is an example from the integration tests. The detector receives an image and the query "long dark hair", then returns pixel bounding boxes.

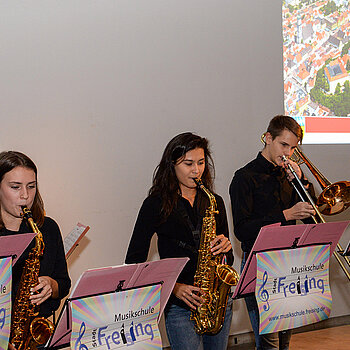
[0,151,45,229]
[149,132,215,219]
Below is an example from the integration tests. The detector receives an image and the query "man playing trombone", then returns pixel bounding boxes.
[229,115,316,350]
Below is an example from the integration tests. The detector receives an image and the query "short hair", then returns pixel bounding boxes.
[267,115,303,143]
[0,151,45,228]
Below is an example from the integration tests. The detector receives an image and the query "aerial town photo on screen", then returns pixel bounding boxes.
[283,0,350,118]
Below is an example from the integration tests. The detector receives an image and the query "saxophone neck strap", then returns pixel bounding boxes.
[168,237,199,255]
[177,197,202,246]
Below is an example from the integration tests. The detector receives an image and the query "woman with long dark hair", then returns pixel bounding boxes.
[125,132,234,350]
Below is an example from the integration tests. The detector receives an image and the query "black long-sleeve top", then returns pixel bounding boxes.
[229,152,314,253]
[0,217,71,317]
[125,191,234,309]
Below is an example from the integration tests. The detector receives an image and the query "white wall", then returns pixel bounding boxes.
[1,0,349,345]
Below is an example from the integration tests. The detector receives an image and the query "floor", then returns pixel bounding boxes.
[229,324,350,350]
[290,325,350,350]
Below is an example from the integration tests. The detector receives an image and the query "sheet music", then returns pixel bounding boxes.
[63,223,90,258]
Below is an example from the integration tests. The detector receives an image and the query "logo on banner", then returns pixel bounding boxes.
[0,257,12,350]
[255,245,331,335]
[71,284,162,349]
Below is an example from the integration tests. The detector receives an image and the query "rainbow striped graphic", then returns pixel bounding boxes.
[0,257,12,350]
[256,245,331,335]
[71,284,162,349]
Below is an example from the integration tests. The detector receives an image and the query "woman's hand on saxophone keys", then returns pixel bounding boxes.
[173,283,205,310]
[210,234,232,255]
[30,276,59,305]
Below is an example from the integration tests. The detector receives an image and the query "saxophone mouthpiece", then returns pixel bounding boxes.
[21,206,33,219]
[193,178,202,186]
[20,206,26,217]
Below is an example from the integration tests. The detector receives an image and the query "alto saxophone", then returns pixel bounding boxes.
[190,179,239,335]
[10,206,54,350]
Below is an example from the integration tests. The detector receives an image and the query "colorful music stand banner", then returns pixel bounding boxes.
[71,284,162,349]
[255,245,331,335]
[0,257,12,350]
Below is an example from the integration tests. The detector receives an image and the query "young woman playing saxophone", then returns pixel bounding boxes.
[0,151,71,350]
[125,132,234,350]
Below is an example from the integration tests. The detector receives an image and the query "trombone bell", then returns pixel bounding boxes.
[292,146,350,216]
[317,181,350,215]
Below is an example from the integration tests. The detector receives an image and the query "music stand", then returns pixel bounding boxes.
[233,221,350,299]
[0,233,36,266]
[45,257,189,349]
[343,240,350,256]
[1,233,37,350]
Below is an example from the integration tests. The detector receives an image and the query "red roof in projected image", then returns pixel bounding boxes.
[341,54,350,65]
[324,59,348,82]
[298,64,310,81]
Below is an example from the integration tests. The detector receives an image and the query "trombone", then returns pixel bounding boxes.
[290,147,350,216]
[261,133,350,280]
[282,153,350,281]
